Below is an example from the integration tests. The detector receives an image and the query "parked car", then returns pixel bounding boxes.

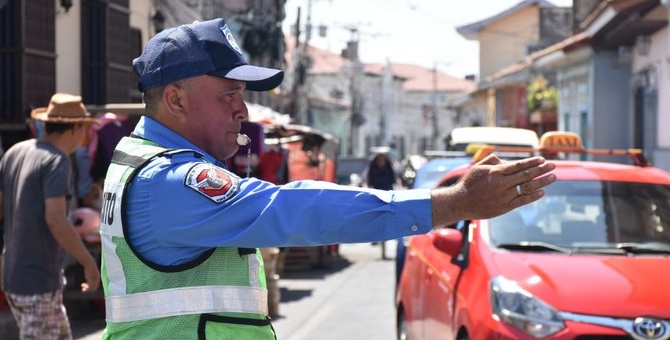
[411,156,471,190]
[396,131,670,340]
[335,156,369,186]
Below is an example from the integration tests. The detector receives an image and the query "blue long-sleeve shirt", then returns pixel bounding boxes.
[126,116,433,266]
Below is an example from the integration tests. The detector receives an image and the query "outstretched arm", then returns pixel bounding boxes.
[431,154,556,227]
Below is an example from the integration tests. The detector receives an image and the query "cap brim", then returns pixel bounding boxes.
[214,65,284,92]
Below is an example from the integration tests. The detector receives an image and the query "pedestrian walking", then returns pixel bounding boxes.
[366,152,399,191]
[99,18,556,339]
[0,93,101,340]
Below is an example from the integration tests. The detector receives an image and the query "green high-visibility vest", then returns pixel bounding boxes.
[100,136,274,339]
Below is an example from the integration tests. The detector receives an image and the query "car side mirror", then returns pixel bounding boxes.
[432,228,463,257]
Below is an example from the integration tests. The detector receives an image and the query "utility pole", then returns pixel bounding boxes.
[380,60,392,147]
[432,63,438,150]
[290,7,306,125]
[290,0,328,125]
[431,62,454,150]
[346,27,363,156]
[296,0,313,126]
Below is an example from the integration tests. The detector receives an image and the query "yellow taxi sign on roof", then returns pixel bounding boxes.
[470,145,495,163]
[466,130,651,167]
[539,131,584,150]
[465,143,490,155]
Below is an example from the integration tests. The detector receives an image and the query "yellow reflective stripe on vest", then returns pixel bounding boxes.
[105,285,268,322]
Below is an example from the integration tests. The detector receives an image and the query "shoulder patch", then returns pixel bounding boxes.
[184,163,239,203]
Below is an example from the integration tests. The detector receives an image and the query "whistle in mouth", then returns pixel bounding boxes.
[237,133,251,146]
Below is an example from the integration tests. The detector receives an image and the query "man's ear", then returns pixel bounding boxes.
[163,84,187,119]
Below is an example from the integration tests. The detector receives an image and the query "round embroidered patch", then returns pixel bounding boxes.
[184,163,240,203]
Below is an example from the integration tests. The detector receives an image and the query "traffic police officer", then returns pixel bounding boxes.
[99,18,556,339]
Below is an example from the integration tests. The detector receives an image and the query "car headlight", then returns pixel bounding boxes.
[490,276,565,338]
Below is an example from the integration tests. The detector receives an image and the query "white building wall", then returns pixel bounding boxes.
[386,79,411,156]
[632,27,669,171]
[55,0,155,96]
[130,0,155,45]
[403,91,432,151]
[310,74,348,103]
[307,73,350,155]
[361,88,425,157]
[557,62,591,145]
[55,0,82,95]
[357,75,382,154]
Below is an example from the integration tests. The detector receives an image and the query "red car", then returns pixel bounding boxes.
[396,132,670,340]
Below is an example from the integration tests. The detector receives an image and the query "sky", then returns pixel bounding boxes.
[282,0,573,79]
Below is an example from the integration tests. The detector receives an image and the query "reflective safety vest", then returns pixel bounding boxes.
[100,136,274,339]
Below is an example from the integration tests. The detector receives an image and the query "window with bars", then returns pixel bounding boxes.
[82,0,132,104]
[0,0,55,125]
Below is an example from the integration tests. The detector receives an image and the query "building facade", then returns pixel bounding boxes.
[0,0,286,150]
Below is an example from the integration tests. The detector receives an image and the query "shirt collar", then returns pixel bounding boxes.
[133,116,225,166]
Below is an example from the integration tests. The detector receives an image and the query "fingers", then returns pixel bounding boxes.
[512,186,546,207]
[502,158,555,209]
[81,280,100,292]
[516,173,556,196]
[432,155,557,225]
[503,159,556,192]
[476,153,502,165]
[500,156,552,176]
[512,172,555,205]
[83,266,101,292]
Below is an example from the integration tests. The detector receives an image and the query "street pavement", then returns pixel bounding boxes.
[0,241,399,340]
[272,242,398,340]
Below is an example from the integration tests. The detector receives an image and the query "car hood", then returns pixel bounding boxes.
[489,251,670,317]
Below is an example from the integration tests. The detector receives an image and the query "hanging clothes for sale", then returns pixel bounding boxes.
[258,144,285,184]
[89,113,138,183]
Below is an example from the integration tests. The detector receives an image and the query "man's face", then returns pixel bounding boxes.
[179,76,249,160]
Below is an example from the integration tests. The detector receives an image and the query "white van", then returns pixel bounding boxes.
[445,126,540,151]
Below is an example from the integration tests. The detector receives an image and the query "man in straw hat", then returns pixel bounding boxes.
[0,93,101,339]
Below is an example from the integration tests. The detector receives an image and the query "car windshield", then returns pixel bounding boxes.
[487,180,670,252]
[335,158,368,184]
[413,158,470,189]
[414,171,450,189]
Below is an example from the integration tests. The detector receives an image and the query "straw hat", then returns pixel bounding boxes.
[30,93,99,124]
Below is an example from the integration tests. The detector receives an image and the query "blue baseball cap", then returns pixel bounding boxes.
[133,18,284,92]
